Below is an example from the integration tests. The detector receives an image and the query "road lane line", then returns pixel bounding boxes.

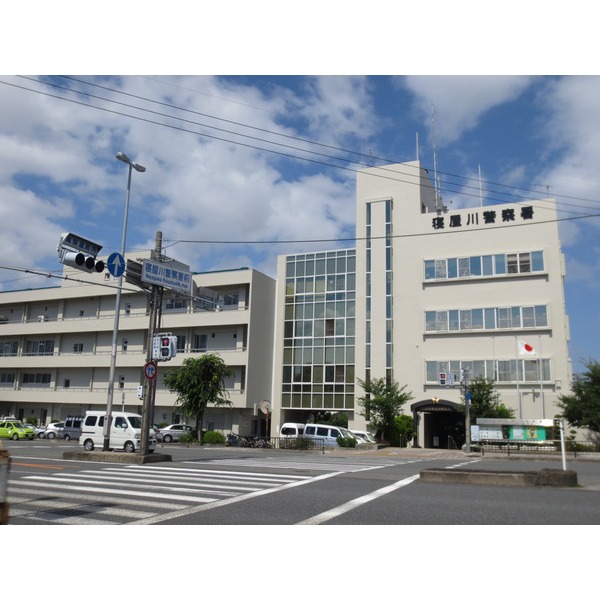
[296,474,420,525]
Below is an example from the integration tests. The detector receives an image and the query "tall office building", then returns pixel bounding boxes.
[272,161,572,447]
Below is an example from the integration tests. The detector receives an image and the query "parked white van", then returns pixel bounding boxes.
[279,423,305,437]
[79,411,156,453]
[303,423,355,447]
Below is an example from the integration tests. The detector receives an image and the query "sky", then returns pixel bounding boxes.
[1,72,598,371]
[2,0,597,585]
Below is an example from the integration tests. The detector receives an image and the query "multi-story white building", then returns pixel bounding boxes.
[272,161,572,447]
[1,161,572,447]
[0,251,276,435]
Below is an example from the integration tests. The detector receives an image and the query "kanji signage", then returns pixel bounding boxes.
[432,206,534,230]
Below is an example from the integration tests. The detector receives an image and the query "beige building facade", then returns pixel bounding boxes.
[0,252,276,435]
[272,161,572,447]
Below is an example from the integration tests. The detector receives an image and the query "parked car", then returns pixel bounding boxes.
[156,424,196,443]
[43,421,64,440]
[351,430,378,444]
[59,416,84,441]
[0,420,36,440]
[27,424,46,438]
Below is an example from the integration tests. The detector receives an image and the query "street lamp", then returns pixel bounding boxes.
[104,152,146,451]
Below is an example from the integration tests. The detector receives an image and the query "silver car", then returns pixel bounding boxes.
[156,424,195,443]
[42,421,64,440]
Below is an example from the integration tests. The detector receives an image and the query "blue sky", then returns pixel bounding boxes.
[1,5,598,378]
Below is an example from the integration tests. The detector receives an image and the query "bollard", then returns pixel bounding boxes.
[0,441,11,525]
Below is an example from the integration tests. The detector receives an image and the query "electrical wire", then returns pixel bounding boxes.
[3,75,600,216]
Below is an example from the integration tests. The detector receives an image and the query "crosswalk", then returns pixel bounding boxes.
[7,457,401,525]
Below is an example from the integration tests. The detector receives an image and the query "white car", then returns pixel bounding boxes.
[351,430,377,444]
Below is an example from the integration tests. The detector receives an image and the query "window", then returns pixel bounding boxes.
[25,340,54,355]
[0,373,16,384]
[193,334,208,352]
[165,298,187,311]
[73,343,84,353]
[424,251,544,280]
[425,305,548,333]
[0,341,18,356]
[22,373,51,385]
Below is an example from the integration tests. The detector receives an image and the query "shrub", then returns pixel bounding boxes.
[337,436,357,448]
[202,430,226,445]
[293,437,311,450]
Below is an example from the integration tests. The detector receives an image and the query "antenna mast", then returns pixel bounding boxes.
[431,105,446,213]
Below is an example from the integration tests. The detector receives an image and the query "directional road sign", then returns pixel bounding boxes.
[107,252,126,277]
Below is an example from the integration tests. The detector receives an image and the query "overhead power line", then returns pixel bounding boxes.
[2,75,600,217]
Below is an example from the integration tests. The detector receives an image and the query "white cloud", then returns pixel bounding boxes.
[401,75,533,145]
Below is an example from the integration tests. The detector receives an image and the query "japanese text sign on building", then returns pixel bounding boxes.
[432,205,534,230]
[141,258,192,294]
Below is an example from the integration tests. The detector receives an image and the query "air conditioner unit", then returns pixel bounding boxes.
[38,315,46,322]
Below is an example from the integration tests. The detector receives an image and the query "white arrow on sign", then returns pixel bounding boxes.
[107,252,126,277]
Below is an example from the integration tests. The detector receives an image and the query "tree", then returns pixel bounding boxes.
[558,360,600,434]
[356,377,414,443]
[163,354,233,444]
[466,376,514,421]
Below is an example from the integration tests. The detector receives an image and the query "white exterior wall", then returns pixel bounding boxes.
[356,161,572,424]
[0,256,275,432]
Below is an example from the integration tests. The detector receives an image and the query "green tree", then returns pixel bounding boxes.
[393,414,414,447]
[163,354,233,444]
[558,360,600,434]
[357,377,414,443]
[465,376,514,421]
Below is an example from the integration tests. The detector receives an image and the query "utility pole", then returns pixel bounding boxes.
[140,231,163,455]
[463,368,471,452]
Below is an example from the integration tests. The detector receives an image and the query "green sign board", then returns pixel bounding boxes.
[509,426,546,441]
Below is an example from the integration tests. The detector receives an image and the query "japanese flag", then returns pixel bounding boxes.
[518,340,536,356]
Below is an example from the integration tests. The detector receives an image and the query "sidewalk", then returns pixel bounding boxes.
[325,445,600,461]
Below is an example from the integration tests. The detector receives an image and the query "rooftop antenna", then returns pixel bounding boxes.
[478,164,484,207]
[431,105,447,214]
[416,131,420,162]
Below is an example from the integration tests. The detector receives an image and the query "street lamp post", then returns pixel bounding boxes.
[104,152,146,451]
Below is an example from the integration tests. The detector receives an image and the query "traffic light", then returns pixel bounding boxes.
[153,333,177,361]
[60,251,105,273]
[57,232,105,273]
[439,372,446,385]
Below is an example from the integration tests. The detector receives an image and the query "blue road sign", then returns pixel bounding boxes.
[107,252,125,277]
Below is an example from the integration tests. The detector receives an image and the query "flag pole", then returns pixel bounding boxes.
[539,335,545,418]
[515,337,522,418]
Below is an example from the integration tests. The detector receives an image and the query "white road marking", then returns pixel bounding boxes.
[296,474,421,525]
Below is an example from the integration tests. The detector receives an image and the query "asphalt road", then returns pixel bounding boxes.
[4,440,600,526]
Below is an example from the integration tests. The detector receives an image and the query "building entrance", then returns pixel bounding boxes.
[411,399,465,449]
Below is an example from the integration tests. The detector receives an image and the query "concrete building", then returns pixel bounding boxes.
[0,251,276,435]
[271,161,572,447]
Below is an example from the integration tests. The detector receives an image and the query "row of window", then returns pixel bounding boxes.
[424,251,544,281]
[281,392,355,410]
[282,364,355,384]
[425,305,548,332]
[0,333,240,357]
[0,373,51,385]
[285,250,356,279]
[426,359,551,383]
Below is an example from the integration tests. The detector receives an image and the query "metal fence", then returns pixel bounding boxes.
[226,435,325,452]
[477,441,600,458]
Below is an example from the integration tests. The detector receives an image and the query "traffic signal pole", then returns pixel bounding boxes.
[140,231,163,455]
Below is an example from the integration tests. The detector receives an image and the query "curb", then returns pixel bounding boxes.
[62,451,172,464]
[420,467,578,487]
